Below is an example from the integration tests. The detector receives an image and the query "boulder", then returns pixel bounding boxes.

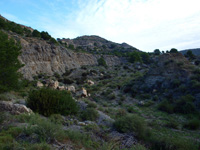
[81,88,87,97]
[87,80,94,85]
[78,122,86,126]
[49,80,59,89]
[0,101,32,115]
[58,85,65,90]
[36,81,43,88]
[67,86,76,93]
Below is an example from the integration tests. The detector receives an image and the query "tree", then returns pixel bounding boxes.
[170,48,178,53]
[129,51,142,63]
[140,52,150,64]
[0,31,22,92]
[32,29,41,37]
[41,31,51,40]
[98,57,107,67]
[185,50,195,60]
[154,49,161,55]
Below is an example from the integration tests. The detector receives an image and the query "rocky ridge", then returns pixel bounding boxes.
[58,35,139,53]
[14,34,123,79]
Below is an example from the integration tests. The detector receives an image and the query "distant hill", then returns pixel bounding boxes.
[57,35,139,55]
[179,48,200,56]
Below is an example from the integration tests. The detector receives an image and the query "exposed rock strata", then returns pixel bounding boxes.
[18,37,122,79]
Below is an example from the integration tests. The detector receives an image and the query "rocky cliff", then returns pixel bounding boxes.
[17,35,122,80]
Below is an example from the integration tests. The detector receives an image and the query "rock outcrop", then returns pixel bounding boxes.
[17,37,122,80]
[0,101,32,115]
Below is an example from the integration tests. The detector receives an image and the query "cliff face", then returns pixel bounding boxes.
[18,37,122,79]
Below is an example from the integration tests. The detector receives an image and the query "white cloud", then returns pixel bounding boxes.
[6,0,199,52]
[48,0,200,51]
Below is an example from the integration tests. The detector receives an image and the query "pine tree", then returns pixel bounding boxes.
[0,31,22,92]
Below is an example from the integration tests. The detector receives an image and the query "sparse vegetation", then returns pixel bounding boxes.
[114,114,150,140]
[27,88,78,116]
[81,108,99,121]
[0,16,200,150]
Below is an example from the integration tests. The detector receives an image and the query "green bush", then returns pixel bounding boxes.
[184,118,200,130]
[81,108,99,121]
[158,100,174,114]
[149,134,199,150]
[20,114,65,142]
[114,114,150,139]
[49,114,65,125]
[32,29,41,37]
[27,88,78,116]
[87,102,97,108]
[26,143,51,150]
[98,57,107,67]
[174,99,196,114]
[165,119,179,129]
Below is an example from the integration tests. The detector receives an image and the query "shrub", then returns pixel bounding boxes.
[27,88,78,116]
[32,29,41,37]
[165,119,179,129]
[127,106,137,113]
[97,57,107,67]
[158,100,174,114]
[49,114,65,125]
[87,102,97,108]
[63,77,74,84]
[174,98,196,114]
[115,109,127,118]
[184,118,200,130]
[21,114,64,142]
[108,93,116,100]
[26,143,51,150]
[114,114,149,139]
[81,108,99,121]
[150,134,199,150]
[128,51,142,63]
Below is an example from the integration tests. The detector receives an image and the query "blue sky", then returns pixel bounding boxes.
[0,0,200,52]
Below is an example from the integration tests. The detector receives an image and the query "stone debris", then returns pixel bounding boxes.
[0,101,32,115]
[58,85,65,90]
[87,80,94,85]
[36,81,43,88]
[81,88,88,97]
[67,85,76,93]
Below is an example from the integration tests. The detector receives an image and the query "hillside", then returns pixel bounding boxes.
[58,35,139,55]
[180,48,200,56]
[0,16,200,150]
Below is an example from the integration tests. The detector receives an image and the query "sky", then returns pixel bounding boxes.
[0,0,200,52]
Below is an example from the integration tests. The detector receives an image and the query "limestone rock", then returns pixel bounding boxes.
[67,86,76,93]
[81,88,87,97]
[17,36,123,80]
[87,80,94,85]
[36,81,43,88]
[58,85,65,90]
[49,80,59,89]
[78,122,86,126]
[0,101,32,115]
